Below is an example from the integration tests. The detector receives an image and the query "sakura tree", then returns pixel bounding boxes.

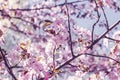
[0,0,120,80]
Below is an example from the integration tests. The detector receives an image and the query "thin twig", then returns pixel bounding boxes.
[91,0,101,45]
[85,53,120,64]
[8,0,88,12]
[65,0,75,57]
[4,23,28,36]
[0,10,39,30]
[104,36,120,42]
[101,7,109,30]
[11,16,39,30]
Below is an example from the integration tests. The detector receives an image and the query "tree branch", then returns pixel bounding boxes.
[0,47,17,80]
[85,53,120,64]
[91,0,101,46]
[104,36,120,42]
[65,0,75,57]
[88,19,120,49]
[0,10,39,30]
[56,54,82,70]
[8,0,88,12]
[101,7,109,30]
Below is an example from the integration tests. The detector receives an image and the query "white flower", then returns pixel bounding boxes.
[103,34,108,47]
[113,31,120,40]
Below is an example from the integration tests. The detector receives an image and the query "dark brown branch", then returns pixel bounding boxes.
[85,53,120,64]
[101,7,109,30]
[11,56,23,69]
[56,54,82,70]
[104,36,120,42]
[0,10,39,30]
[4,24,28,36]
[11,16,39,30]
[56,52,120,71]
[65,0,75,57]
[88,19,120,49]
[91,0,101,45]
[8,0,88,12]
[0,47,17,80]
